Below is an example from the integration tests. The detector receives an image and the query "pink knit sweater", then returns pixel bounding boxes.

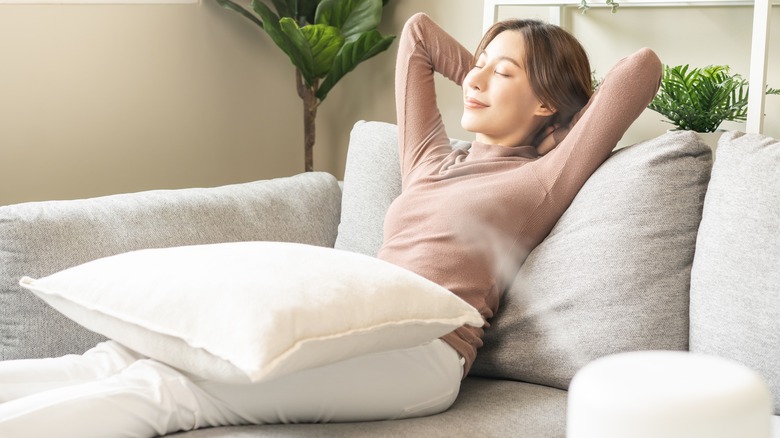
[377,13,662,375]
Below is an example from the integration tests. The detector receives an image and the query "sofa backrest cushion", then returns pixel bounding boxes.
[689,131,780,415]
[335,121,402,256]
[335,120,469,256]
[467,131,712,389]
[0,172,342,360]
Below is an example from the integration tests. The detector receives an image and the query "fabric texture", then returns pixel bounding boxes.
[334,120,402,257]
[20,242,482,383]
[0,173,342,361]
[470,130,712,389]
[689,131,780,415]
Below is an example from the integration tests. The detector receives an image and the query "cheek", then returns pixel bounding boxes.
[505,84,539,115]
[494,89,523,118]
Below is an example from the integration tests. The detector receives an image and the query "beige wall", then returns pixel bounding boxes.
[1,1,778,205]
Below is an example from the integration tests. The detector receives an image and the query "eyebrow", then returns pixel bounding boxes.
[479,50,522,68]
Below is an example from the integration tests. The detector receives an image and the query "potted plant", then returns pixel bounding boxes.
[214,0,396,171]
[648,64,779,147]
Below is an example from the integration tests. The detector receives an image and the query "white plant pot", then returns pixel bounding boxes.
[667,129,723,159]
[695,130,725,151]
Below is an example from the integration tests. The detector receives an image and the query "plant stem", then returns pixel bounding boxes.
[296,69,318,172]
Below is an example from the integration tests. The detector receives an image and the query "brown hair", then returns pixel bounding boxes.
[475,19,592,134]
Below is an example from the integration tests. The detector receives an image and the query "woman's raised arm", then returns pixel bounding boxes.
[395,13,473,180]
[534,47,663,197]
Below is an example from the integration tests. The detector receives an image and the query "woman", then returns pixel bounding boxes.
[382,12,661,382]
[0,13,661,437]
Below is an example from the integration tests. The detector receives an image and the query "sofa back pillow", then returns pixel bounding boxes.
[335,120,470,256]
[0,173,341,361]
[470,131,712,389]
[689,131,780,414]
[335,121,402,256]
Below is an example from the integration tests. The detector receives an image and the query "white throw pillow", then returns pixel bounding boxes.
[20,242,482,383]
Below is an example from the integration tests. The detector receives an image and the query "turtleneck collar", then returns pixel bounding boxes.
[467,140,539,160]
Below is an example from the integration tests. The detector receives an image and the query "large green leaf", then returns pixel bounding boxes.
[260,0,323,23]
[298,0,321,23]
[279,17,317,85]
[315,0,382,41]
[250,1,287,50]
[215,0,264,29]
[301,24,345,78]
[316,29,395,100]
[269,0,296,17]
[252,1,316,85]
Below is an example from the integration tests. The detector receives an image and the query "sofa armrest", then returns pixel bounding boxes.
[0,172,342,360]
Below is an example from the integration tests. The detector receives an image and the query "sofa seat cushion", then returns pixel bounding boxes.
[689,131,780,415]
[166,377,567,437]
[471,130,712,389]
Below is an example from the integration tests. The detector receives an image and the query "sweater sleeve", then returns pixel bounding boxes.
[395,13,474,181]
[533,48,663,199]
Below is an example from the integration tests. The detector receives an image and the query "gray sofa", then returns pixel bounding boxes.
[1,120,778,437]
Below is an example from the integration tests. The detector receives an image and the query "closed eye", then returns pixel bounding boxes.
[473,65,509,77]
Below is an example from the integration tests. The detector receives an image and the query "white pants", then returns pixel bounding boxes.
[0,340,463,438]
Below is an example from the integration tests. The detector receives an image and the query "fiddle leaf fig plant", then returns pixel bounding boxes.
[648,64,780,133]
[215,0,395,171]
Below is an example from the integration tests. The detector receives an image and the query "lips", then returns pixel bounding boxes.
[464,96,488,109]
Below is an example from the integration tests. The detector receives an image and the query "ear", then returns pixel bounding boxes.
[534,102,557,117]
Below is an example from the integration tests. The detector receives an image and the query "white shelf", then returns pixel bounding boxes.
[485,0,777,7]
[485,0,775,133]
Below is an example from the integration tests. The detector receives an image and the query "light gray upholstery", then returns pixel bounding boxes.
[689,131,780,414]
[174,414,773,438]
[0,172,342,360]
[334,121,401,256]
[471,130,713,389]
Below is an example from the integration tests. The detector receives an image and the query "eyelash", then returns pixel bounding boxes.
[474,65,509,77]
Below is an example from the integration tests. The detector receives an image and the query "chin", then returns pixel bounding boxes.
[460,116,479,134]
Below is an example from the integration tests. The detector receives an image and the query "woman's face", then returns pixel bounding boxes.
[461,30,554,147]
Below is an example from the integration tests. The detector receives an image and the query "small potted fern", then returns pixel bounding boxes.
[648,64,779,148]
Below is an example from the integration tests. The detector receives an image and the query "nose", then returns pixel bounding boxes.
[465,67,486,91]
